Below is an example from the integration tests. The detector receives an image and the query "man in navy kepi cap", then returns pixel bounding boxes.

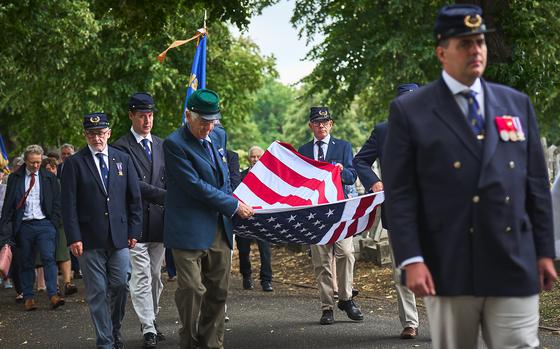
[354,83,420,340]
[383,4,556,348]
[62,112,142,349]
[113,92,167,347]
[163,88,254,348]
[298,107,362,326]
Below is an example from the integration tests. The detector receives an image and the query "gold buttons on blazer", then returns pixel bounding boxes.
[453,161,462,169]
[509,161,515,169]
[469,227,474,234]
[504,196,510,204]
[505,226,512,232]
[104,212,108,216]
[472,195,480,203]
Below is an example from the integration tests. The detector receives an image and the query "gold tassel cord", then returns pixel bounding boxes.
[157,28,207,63]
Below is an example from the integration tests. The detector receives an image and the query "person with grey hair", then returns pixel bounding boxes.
[235,145,273,292]
[57,143,75,179]
[0,144,65,311]
[11,156,24,173]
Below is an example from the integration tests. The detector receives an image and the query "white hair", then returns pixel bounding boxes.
[23,144,44,160]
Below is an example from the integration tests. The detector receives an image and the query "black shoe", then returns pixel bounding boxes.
[143,332,157,348]
[319,309,334,325]
[352,288,359,298]
[261,281,273,292]
[337,299,364,321]
[73,271,83,279]
[154,322,165,341]
[242,277,254,290]
[114,332,124,349]
[64,282,78,296]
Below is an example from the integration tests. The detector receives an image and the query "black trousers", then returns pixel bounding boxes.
[235,236,272,282]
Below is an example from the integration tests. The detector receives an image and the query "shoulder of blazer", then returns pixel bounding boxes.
[330,137,351,148]
[298,140,313,152]
[108,145,130,162]
[483,79,527,99]
[152,134,164,144]
[112,131,134,150]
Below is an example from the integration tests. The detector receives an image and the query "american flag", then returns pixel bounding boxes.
[232,141,384,244]
[234,141,344,208]
[233,192,384,244]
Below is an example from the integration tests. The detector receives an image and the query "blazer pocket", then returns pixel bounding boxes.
[520,215,533,233]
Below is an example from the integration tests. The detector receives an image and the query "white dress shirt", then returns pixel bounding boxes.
[88,145,109,192]
[130,127,153,152]
[442,70,485,119]
[313,134,331,161]
[22,169,46,221]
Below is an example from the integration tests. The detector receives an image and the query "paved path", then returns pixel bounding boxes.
[1,275,559,348]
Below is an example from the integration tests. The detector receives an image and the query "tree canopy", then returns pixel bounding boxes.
[0,0,275,156]
[292,0,560,142]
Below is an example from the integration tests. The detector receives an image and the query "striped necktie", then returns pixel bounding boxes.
[459,90,485,138]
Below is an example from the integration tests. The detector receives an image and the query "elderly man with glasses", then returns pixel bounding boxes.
[61,113,142,349]
[298,107,362,326]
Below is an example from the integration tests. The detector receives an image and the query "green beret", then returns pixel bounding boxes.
[186,89,221,120]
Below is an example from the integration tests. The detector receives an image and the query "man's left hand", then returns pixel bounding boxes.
[335,163,343,171]
[538,257,557,291]
[128,238,137,249]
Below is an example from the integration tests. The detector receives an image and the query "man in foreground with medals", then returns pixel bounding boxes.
[383,4,556,348]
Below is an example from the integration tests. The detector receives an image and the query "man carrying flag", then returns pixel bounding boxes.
[163,89,253,349]
[298,107,363,325]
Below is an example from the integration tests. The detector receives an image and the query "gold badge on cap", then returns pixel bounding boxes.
[90,116,100,124]
[318,110,328,116]
[464,14,482,29]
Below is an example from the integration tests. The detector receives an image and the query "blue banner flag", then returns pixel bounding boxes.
[0,134,8,167]
[182,34,207,124]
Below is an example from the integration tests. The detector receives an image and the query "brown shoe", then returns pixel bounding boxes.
[400,326,417,339]
[24,298,37,311]
[50,295,65,309]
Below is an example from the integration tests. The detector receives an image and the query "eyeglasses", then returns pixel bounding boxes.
[311,120,331,126]
[85,129,110,138]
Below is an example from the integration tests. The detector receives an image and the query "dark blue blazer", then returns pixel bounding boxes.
[61,146,142,250]
[353,122,387,191]
[353,121,387,227]
[226,150,241,192]
[113,132,166,243]
[383,77,554,297]
[163,125,238,250]
[0,167,61,245]
[298,136,357,195]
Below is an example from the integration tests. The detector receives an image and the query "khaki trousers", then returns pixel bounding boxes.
[388,239,419,329]
[425,295,539,349]
[173,227,231,349]
[310,237,355,310]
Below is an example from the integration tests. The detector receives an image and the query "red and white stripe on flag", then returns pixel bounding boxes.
[233,141,344,208]
[317,192,384,244]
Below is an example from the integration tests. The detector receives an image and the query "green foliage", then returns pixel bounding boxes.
[244,77,368,155]
[291,0,560,143]
[0,0,275,156]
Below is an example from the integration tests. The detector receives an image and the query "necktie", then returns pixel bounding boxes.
[202,139,216,165]
[16,173,35,209]
[141,138,152,162]
[96,153,109,190]
[316,140,325,161]
[459,90,485,137]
